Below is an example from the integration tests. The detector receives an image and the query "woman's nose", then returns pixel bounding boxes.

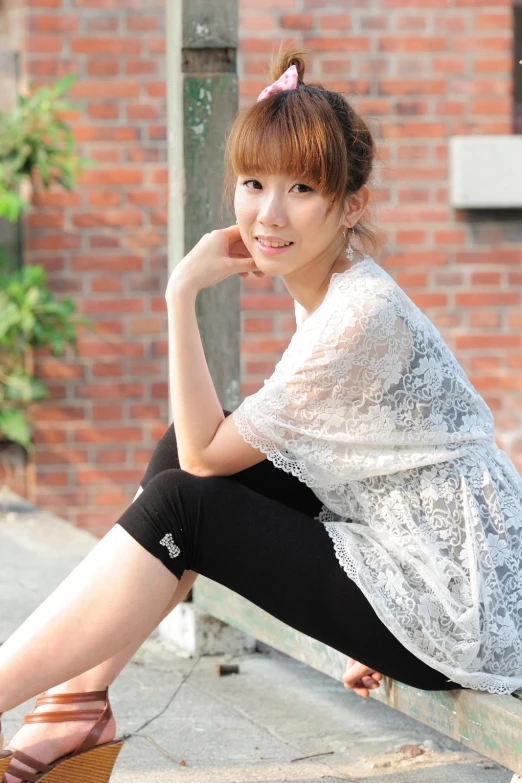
[258,194,286,227]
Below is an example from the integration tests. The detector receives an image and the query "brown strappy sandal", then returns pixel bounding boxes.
[2,689,124,783]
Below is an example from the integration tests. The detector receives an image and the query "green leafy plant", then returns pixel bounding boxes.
[0,263,88,450]
[0,73,89,222]
[0,74,91,450]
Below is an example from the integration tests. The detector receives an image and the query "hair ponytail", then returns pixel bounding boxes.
[268,45,307,85]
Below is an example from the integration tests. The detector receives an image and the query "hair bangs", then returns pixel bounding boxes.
[225,91,348,207]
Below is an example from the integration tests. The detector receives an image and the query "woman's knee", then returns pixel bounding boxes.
[118,469,205,579]
[147,466,201,496]
[139,410,233,490]
[146,468,223,534]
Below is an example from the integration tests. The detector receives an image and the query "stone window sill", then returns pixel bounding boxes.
[449,135,522,209]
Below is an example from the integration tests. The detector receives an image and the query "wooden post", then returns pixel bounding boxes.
[166,0,240,412]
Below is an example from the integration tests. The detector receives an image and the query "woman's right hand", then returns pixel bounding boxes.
[342,657,382,698]
[165,225,264,299]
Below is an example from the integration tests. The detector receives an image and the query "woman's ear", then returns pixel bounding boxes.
[344,185,370,227]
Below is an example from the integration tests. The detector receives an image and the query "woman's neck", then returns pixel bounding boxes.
[287,248,365,318]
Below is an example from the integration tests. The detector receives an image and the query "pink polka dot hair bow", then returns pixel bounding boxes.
[257,64,299,102]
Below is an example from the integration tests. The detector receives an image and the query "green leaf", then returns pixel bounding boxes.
[0,185,25,222]
[52,73,77,97]
[4,371,47,402]
[0,254,93,439]
[0,300,22,339]
[0,408,31,449]
[24,264,46,286]
[0,73,82,196]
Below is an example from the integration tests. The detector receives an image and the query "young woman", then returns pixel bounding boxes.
[2,48,522,783]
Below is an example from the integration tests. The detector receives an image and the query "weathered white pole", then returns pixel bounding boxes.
[166,0,240,413]
[165,1,184,288]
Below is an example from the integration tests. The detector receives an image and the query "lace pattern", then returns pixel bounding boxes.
[232,256,522,694]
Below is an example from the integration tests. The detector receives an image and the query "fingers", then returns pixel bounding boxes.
[349,678,380,699]
[343,658,382,684]
[229,239,252,259]
[342,658,382,699]
[343,660,370,688]
[216,225,266,278]
[353,686,370,698]
[217,224,249,257]
[221,224,244,250]
[222,223,242,236]
[343,659,371,682]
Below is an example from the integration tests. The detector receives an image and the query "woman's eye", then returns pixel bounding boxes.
[242,179,262,189]
[241,180,312,192]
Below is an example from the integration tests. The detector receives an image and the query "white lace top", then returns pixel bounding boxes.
[232,254,522,694]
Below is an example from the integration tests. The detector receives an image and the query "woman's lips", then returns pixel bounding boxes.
[255,238,294,256]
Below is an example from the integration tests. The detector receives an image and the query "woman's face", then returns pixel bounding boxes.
[234,173,347,278]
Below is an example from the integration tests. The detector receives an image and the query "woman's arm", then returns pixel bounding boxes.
[165,282,225,474]
[164,226,262,475]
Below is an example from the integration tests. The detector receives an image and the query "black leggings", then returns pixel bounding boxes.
[116,410,462,691]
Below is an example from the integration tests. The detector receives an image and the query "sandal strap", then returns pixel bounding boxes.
[23,689,112,728]
[9,749,53,773]
[5,748,54,781]
[23,709,106,724]
[4,763,39,782]
[75,700,112,756]
[35,690,108,706]
[20,687,113,762]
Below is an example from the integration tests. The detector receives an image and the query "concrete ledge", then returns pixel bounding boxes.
[159,601,256,657]
[449,135,522,209]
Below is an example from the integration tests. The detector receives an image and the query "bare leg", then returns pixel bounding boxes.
[0,524,177,712]
[47,487,199,694]
[2,486,196,782]
[47,569,199,693]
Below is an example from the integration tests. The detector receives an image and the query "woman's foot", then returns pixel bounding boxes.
[342,657,383,698]
[3,692,116,783]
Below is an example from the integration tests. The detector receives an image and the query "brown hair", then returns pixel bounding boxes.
[225,46,377,251]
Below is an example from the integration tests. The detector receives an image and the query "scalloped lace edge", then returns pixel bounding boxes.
[232,406,325,489]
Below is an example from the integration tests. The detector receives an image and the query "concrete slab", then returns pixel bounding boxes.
[0,489,514,782]
[449,135,522,209]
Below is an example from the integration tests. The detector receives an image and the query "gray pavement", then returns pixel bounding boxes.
[0,487,514,783]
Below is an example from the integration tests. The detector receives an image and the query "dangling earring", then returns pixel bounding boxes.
[344,227,354,263]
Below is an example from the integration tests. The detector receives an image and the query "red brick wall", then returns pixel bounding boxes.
[22,0,168,534]
[15,0,522,533]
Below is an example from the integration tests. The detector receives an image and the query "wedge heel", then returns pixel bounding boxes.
[0,752,13,777]
[38,740,124,783]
